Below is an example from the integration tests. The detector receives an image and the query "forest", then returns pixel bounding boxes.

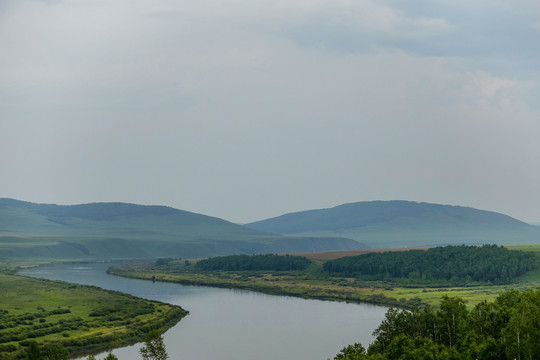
[333,288,540,360]
[194,254,312,271]
[323,245,537,285]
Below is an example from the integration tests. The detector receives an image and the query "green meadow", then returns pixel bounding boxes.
[0,272,187,359]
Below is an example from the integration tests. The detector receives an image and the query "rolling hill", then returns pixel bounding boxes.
[246,201,540,248]
[0,199,365,261]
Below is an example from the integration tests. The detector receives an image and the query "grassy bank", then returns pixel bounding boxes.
[0,272,188,359]
[107,245,540,309]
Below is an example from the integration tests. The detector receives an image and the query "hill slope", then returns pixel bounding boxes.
[0,199,365,261]
[246,201,540,248]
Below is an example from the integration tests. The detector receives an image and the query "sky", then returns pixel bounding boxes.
[1,0,540,223]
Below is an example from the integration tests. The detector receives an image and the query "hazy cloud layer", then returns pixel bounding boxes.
[1,0,539,222]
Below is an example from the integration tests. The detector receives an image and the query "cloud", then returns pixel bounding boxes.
[1,0,540,222]
[256,0,454,54]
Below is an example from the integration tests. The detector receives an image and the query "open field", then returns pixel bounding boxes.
[288,247,428,261]
[507,243,540,252]
[109,244,540,310]
[0,272,187,359]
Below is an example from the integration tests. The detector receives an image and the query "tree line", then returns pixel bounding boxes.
[323,245,538,285]
[194,254,312,271]
[333,288,540,360]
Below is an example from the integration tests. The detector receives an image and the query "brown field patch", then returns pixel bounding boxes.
[285,247,428,261]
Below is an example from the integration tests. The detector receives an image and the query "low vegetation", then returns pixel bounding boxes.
[0,273,187,359]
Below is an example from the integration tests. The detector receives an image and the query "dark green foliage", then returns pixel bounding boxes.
[333,343,368,359]
[42,343,68,360]
[323,245,538,285]
[384,335,460,360]
[155,258,175,266]
[26,341,40,360]
[195,254,312,271]
[340,289,540,360]
[139,330,168,360]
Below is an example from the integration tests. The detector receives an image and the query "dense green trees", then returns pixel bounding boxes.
[334,289,540,360]
[195,254,312,271]
[41,343,68,360]
[333,343,369,359]
[323,245,537,285]
[139,330,168,360]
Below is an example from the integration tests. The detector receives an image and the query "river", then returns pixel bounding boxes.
[19,262,388,360]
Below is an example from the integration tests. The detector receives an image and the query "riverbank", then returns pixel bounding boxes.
[109,263,414,307]
[0,273,188,359]
[108,245,540,309]
[21,262,388,360]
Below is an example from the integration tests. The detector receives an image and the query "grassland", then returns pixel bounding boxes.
[0,271,187,359]
[108,245,540,310]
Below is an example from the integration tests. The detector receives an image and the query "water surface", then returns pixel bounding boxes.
[20,263,387,360]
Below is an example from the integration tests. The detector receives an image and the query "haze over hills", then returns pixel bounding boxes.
[246,201,540,249]
[0,199,365,261]
[3,198,538,261]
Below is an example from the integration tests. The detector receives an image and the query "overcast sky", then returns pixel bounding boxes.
[1,0,540,223]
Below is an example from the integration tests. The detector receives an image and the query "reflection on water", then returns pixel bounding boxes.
[20,263,388,360]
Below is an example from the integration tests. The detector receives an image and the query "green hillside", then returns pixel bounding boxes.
[0,199,366,261]
[246,201,540,248]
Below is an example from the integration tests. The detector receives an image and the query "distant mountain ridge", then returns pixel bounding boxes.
[8,200,179,221]
[0,199,251,237]
[246,201,539,248]
[2,199,538,260]
[0,199,365,261]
